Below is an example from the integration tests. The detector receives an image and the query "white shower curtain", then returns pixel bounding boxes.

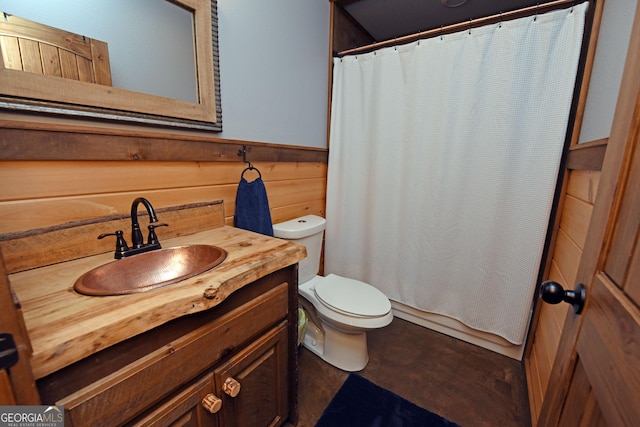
[325,4,587,345]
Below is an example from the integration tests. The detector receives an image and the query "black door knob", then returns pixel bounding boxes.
[539,281,586,314]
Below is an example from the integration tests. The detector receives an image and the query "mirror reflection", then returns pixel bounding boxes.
[2,0,198,103]
[0,0,219,130]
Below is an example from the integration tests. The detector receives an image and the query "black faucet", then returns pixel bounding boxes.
[99,197,168,259]
[131,197,159,248]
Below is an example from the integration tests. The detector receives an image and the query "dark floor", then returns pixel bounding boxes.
[291,317,531,427]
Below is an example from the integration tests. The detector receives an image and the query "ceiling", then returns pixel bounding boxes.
[338,0,559,41]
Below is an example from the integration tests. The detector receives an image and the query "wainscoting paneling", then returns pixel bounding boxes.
[0,160,326,234]
[525,167,600,425]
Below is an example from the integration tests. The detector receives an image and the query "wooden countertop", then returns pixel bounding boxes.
[9,226,306,379]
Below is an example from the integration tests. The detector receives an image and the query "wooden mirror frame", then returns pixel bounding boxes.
[0,0,221,131]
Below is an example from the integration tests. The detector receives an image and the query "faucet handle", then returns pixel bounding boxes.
[98,230,130,259]
[147,223,168,246]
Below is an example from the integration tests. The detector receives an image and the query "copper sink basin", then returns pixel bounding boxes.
[74,245,227,296]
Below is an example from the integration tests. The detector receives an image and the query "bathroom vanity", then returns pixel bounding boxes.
[2,201,306,426]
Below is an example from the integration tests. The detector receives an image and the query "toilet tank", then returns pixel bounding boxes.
[273,215,326,284]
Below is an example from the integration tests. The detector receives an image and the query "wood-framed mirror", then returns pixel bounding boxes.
[0,0,221,131]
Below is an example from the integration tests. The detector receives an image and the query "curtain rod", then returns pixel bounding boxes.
[337,0,580,57]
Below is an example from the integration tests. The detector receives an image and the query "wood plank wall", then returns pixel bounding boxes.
[331,2,375,54]
[525,157,602,424]
[0,122,328,238]
[0,160,326,234]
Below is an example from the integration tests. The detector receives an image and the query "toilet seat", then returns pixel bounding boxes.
[299,276,393,331]
[314,274,391,318]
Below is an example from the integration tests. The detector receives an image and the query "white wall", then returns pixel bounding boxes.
[217,0,330,148]
[2,0,332,148]
[578,0,637,143]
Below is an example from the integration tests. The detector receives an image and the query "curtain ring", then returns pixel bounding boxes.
[440,24,444,40]
[468,18,472,34]
[499,12,502,28]
[534,3,539,21]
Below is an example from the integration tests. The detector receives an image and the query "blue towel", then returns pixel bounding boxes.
[234,177,274,236]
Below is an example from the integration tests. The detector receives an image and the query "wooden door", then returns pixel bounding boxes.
[537,3,640,425]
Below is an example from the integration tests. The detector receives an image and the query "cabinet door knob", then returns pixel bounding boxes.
[202,393,222,413]
[222,377,241,397]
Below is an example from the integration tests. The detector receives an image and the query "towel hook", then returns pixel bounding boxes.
[237,145,262,180]
[237,145,253,168]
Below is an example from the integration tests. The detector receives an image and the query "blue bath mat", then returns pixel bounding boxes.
[315,374,460,427]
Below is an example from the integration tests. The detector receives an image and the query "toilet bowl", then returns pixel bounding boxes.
[273,215,393,371]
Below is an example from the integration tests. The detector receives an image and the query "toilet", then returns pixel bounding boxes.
[273,215,392,371]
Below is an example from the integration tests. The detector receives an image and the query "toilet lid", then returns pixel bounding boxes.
[314,274,391,318]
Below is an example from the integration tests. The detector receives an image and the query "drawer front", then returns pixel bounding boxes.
[60,282,289,427]
[130,373,218,427]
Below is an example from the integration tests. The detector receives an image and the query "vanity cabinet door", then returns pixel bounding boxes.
[54,283,289,427]
[214,322,289,427]
[130,373,219,427]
